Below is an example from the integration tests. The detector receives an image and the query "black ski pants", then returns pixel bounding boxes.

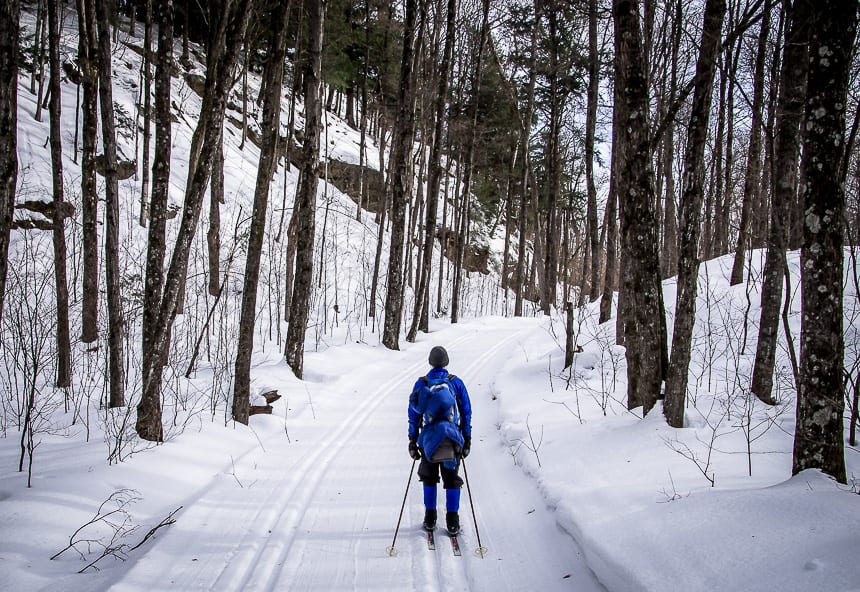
[417,458,463,489]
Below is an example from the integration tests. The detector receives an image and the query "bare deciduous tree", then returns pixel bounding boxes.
[0,0,19,323]
[792,0,856,484]
[382,0,420,348]
[407,0,456,343]
[77,0,100,344]
[663,0,725,428]
[140,0,254,439]
[138,0,174,443]
[285,0,325,376]
[234,0,292,423]
[751,0,810,406]
[729,3,771,286]
[613,0,665,413]
[95,0,126,407]
[47,0,71,388]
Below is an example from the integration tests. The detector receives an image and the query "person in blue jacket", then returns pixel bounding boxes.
[408,345,472,535]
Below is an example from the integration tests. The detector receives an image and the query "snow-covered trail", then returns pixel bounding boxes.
[109,318,604,591]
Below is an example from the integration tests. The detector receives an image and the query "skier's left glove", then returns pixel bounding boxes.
[408,438,421,460]
[461,436,471,458]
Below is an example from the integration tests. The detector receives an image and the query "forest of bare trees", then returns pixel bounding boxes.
[0,0,858,483]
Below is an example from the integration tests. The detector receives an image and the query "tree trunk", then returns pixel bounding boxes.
[515,0,541,318]
[0,0,17,323]
[541,6,562,315]
[369,163,389,321]
[729,3,771,286]
[95,0,126,408]
[715,31,742,257]
[141,0,254,437]
[613,0,664,413]
[751,0,809,406]
[356,0,370,223]
[451,0,490,323]
[662,0,725,428]
[77,0,100,344]
[181,0,190,62]
[138,0,174,443]
[47,0,71,389]
[382,0,419,348]
[207,128,224,297]
[585,0,600,302]
[284,0,324,377]
[659,0,681,278]
[792,0,855,484]
[599,128,618,324]
[234,0,292,424]
[34,0,47,123]
[139,0,153,227]
[407,0,455,343]
[704,48,726,260]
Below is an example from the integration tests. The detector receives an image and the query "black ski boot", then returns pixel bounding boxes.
[423,509,437,531]
[446,512,460,536]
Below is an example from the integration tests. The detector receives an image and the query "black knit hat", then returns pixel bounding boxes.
[429,346,449,368]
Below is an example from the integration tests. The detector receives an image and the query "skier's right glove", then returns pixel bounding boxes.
[408,438,421,460]
[461,436,471,458]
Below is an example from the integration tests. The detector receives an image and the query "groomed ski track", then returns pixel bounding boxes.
[110,318,605,591]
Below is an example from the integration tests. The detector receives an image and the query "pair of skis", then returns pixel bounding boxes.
[426,528,461,556]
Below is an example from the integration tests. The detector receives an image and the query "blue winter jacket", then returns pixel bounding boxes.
[408,368,472,462]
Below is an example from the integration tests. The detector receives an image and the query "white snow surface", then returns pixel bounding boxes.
[2,8,860,592]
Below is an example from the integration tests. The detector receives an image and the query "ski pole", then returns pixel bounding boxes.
[461,458,487,557]
[386,458,417,557]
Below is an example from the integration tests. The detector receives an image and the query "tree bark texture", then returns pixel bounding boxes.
[285,0,324,376]
[585,0,601,302]
[613,0,664,413]
[48,0,72,388]
[77,0,100,343]
[729,4,771,286]
[234,0,291,424]
[407,0,455,343]
[95,0,127,408]
[0,0,16,323]
[751,0,810,406]
[141,0,253,437]
[599,122,618,325]
[451,0,490,324]
[139,0,153,227]
[662,0,725,428]
[541,6,562,315]
[792,0,855,484]
[659,0,681,279]
[514,0,541,318]
[382,0,418,348]
[208,128,224,297]
[138,0,174,443]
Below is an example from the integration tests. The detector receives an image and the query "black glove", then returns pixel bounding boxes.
[408,438,421,460]
[461,436,471,458]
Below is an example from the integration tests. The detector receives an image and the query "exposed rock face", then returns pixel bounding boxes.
[94,154,136,180]
[324,159,491,274]
[435,227,490,274]
[324,159,385,215]
[13,200,76,230]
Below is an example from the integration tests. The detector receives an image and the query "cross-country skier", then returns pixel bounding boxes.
[408,345,472,536]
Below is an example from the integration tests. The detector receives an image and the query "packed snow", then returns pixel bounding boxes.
[2,7,859,592]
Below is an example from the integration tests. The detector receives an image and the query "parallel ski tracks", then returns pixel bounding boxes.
[215,333,476,591]
[413,325,537,592]
[114,322,539,592]
[234,326,533,591]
